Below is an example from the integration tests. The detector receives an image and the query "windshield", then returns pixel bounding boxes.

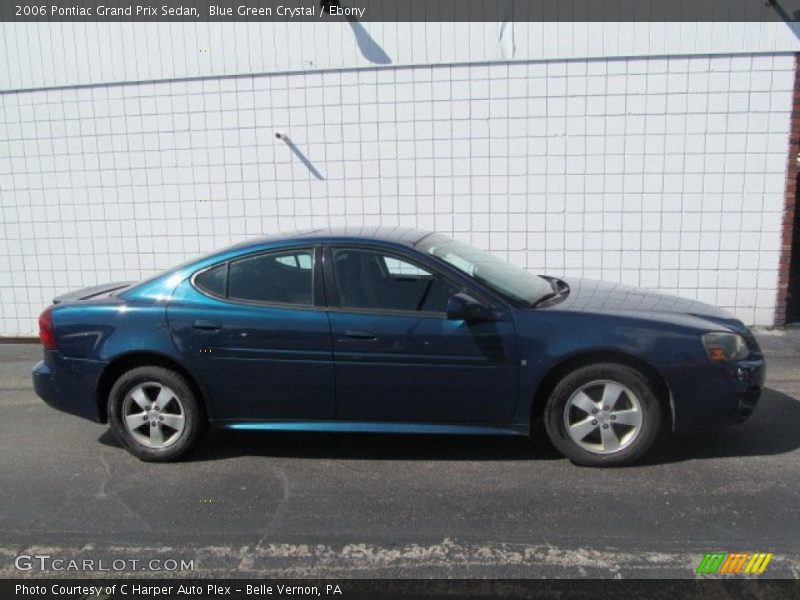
[419,234,554,306]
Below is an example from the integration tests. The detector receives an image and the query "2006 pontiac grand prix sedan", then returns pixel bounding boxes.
[33,227,765,466]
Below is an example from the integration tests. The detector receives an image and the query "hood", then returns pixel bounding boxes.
[541,277,747,331]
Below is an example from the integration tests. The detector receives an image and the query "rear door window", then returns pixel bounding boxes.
[227,249,314,305]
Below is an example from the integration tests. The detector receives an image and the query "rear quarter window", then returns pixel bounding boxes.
[194,263,227,297]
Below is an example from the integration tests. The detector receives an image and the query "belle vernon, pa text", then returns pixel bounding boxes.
[16,583,344,596]
[45,3,366,18]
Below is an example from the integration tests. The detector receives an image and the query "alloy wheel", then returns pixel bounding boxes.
[563,379,644,454]
[121,381,186,449]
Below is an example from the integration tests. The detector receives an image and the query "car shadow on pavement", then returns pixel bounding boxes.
[192,426,562,462]
[98,387,800,464]
[99,422,562,462]
[639,387,800,466]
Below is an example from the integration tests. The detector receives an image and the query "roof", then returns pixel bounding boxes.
[125,226,441,298]
[236,225,435,248]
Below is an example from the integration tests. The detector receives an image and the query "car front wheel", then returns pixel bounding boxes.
[543,363,662,467]
[108,366,205,462]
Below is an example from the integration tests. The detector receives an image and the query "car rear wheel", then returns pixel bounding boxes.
[543,363,662,467]
[108,366,205,462]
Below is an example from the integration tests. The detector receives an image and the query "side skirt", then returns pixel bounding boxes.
[214,420,529,436]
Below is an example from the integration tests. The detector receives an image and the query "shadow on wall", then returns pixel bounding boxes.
[275,133,325,180]
[321,0,391,64]
[346,17,391,65]
[769,1,800,39]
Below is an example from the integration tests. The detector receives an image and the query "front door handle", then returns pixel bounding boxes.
[343,329,377,340]
[192,319,222,331]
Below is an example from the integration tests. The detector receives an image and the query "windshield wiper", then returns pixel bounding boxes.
[532,277,570,308]
[531,292,557,308]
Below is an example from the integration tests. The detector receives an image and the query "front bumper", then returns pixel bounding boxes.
[32,354,106,422]
[668,356,766,434]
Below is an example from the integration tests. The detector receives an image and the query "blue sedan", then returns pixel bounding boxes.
[33,227,765,466]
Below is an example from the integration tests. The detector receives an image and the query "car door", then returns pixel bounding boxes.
[325,245,518,424]
[167,246,335,422]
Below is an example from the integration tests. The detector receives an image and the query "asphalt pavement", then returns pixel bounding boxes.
[0,330,799,578]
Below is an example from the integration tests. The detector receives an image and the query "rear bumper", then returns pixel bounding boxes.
[32,354,106,422]
[668,356,766,434]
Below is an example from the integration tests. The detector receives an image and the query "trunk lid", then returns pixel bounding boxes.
[52,282,132,305]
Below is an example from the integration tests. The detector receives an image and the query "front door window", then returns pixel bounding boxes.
[331,248,458,313]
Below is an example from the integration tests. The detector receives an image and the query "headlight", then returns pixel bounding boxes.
[702,332,749,362]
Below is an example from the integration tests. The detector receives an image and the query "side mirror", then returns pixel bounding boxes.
[446,292,492,322]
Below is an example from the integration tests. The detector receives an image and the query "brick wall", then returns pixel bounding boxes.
[775,54,800,325]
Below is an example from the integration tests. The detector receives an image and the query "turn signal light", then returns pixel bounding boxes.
[702,332,748,362]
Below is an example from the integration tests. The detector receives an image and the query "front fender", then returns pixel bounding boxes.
[512,310,710,428]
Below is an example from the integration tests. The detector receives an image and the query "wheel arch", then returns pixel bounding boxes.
[530,350,674,429]
[95,351,211,423]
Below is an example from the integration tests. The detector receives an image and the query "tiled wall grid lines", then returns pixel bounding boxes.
[3,22,799,92]
[0,53,793,335]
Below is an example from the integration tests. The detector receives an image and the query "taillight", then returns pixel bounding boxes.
[38,306,57,350]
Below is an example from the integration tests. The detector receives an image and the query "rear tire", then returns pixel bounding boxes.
[543,363,661,467]
[108,366,206,462]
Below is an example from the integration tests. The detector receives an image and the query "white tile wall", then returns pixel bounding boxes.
[0,52,793,335]
[2,22,799,92]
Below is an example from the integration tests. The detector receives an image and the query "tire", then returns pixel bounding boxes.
[108,366,206,462]
[543,363,662,467]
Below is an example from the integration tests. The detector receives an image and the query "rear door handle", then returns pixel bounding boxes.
[192,319,222,331]
[343,329,377,340]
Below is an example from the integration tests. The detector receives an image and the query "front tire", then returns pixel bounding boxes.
[543,363,662,467]
[108,366,205,462]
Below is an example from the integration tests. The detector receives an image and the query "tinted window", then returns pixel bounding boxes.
[420,233,552,306]
[228,250,313,305]
[332,248,458,312]
[194,263,226,297]
[383,256,428,276]
[276,254,313,269]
